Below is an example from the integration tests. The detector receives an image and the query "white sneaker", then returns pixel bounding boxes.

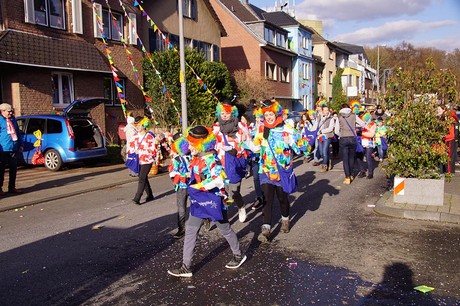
[238,207,247,222]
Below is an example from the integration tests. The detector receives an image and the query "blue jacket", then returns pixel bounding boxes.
[0,116,22,152]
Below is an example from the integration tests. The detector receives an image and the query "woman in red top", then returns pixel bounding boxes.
[128,116,157,204]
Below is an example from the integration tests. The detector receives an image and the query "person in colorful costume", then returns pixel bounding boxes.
[212,100,249,222]
[128,116,157,204]
[168,132,191,239]
[356,112,376,179]
[246,100,301,243]
[167,126,246,278]
[374,118,387,162]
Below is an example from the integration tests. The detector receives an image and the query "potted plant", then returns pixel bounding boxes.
[383,58,458,206]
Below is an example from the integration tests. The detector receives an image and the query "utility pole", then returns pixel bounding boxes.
[376,45,380,105]
[178,0,188,133]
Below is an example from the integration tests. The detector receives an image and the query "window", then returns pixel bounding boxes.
[265,62,277,80]
[328,71,333,84]
[47,119,63,134]
[25,0,66,29]
[52,72,74,106]
[264,28,274,44]
[71,0,83,34]
[104,77,126,106]
[328,48,334,60]
[181,0,197,19]
[26,118,46,134]
[149,29,168,52]
[128,13,137,45]
[302,63,311,80]
[102,9,123,41]
[213,45,220,62]
[280,67,289,83]
[276,32,286,48]
[199,42,212,61]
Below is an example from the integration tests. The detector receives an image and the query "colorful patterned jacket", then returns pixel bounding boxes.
[127,132,158,165]
[189,152,228,200]
[168,154,191,191]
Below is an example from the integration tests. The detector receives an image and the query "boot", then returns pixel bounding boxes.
[257,225,270,243]
[280,219,290,233]
[320,164,327,173]
[328,159,332,170]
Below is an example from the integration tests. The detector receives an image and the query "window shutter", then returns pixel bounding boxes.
[24,0,35,24]
[72,0,83,34]
[93,2,102,38]
[128,13,137,45]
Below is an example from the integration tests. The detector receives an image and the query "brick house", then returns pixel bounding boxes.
[0,0,144,141]
[209,0,297,109]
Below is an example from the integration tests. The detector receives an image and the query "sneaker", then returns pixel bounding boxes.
[132,199,141,205]
[145,195,155,202]
[238,207,247,223]
[203,218,212,231]
[357,171,366,178]
[173,228,185,239]
[343,177,351,185]
[280,219,290,233]
[167,264,193,278]
[257,226,270,243]
[225,254,247,269]
[320,164,327,173]
[251,197,264,210]
[367,174,374,179]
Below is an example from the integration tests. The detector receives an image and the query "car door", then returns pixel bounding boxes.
[18,118,47,164]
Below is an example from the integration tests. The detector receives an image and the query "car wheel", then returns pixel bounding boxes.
[44,149,63,171]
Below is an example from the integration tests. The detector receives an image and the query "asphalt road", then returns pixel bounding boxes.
[0,160,459,305]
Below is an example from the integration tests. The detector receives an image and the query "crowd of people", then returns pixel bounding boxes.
[123,97,460,278]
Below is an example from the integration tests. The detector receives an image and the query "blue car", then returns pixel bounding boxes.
[16,98,108,171]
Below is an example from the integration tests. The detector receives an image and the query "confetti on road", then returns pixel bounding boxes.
[414,285,435,293]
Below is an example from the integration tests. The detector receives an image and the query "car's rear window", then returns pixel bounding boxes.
[47,119,62,134]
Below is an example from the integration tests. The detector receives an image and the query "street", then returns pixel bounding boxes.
[0,160,459,305]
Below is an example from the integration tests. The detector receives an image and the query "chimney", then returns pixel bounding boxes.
[242,0,249,5]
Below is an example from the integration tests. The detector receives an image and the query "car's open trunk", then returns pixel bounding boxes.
[70,118,104,151]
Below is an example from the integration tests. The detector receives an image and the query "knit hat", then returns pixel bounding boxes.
[216,99,238,118]
[186,125,216,152]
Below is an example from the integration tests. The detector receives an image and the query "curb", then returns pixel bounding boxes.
[373,190,460,224]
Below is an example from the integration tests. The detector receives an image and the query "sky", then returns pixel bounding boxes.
[250,0,460,52]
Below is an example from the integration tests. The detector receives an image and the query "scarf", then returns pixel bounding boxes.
[263,117,284,139]
[6,118,18,141]
[218,117,239,137]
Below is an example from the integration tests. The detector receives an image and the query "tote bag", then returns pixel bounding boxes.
[222,134,247,184]
[125,133,148,175]
[188,187,224,222]
[267,141,297,194]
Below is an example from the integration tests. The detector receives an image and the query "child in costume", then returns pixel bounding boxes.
[374,118,387,162]
[212,100,249,223]
[168,132,192,239]
[167,126,246,278]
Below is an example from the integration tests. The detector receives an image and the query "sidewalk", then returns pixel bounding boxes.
[1,162,459,224]
[374,171,460,224]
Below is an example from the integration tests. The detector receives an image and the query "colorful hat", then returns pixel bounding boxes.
[307,110,316,117]
[186,125,216,153]
[171,135,190,156]
[216,99,238,118]
[350,100,361,109]
[260,99,283,117]
[134,116,151,129]
[316,98,327,107]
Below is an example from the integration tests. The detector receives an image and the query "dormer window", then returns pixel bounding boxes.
[264,27,275,44]
[276,32,286,48]
[24,0,66,30]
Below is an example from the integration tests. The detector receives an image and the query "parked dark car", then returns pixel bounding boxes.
[16,98,108,171]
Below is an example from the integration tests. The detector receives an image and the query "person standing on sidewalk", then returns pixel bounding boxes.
[246,100,301,243]
[334,103,366,184]
[128,116,157,205]
[0,103,23,195]
[356,113,377,179]
[317,105,335,173]
[168,132,191,239]
[212,100,249,223]
[167,126,246,278]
